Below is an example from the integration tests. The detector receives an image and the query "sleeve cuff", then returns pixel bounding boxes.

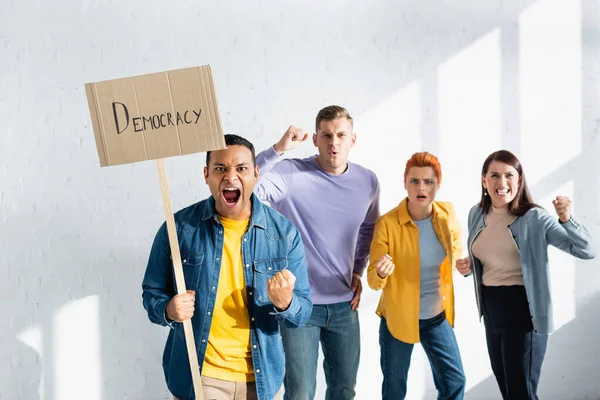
[267,145,283,160]
[269,295,300,319]
[353,263,367,277]
[369,272,387,289]
[559,216,580,228]
[160,299,175,329]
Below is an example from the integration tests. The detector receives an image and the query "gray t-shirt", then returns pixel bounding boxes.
[414,216,446,319]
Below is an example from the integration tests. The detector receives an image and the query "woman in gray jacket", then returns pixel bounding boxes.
[455,150,595,400]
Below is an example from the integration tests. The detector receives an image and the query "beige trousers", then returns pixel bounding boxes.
[174,375,282,400]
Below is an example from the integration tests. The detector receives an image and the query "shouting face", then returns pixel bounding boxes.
[482,161,521,209]
[204,145,259,220]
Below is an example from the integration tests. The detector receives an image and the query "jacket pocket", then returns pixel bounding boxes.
[253,258,288,305]
[172,252,204,291]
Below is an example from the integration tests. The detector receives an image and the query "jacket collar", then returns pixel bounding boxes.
[397,198,413,225]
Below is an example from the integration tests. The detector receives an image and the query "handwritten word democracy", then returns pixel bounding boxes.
[112,102,202,134]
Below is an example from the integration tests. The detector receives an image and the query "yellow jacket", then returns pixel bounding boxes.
[368,198,462,344]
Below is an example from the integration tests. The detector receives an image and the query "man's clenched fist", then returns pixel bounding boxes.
[273,126,309,155]
[267,269,296,311]
[166,290,196,322]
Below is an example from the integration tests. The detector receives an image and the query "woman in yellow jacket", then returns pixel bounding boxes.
[368,152,466,400]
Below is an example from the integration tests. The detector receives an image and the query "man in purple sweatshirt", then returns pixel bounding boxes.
[254,105,380,399]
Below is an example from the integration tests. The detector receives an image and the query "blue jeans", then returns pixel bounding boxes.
[379,312,465,400]
[280,301,360,400]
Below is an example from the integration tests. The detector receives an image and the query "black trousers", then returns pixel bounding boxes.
[481,285,548,400]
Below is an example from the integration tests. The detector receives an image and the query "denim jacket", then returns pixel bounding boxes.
[467,205,595,334]
[142,194,312,400]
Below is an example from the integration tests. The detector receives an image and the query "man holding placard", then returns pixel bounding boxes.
[142,134,312,400]
[85,66,306,399]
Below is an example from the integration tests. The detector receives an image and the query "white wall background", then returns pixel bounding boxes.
[2,0,600,399]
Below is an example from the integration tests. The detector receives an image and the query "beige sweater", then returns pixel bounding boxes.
[472,206,523,286]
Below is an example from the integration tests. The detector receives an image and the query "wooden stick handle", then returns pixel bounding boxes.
[156,158,204,399]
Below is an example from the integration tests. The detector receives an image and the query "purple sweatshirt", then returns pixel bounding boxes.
[255,146,380,305]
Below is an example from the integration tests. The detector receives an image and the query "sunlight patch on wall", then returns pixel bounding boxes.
[354,82,421,213]
[53,296,102,400]
[438,28,502,219]
[519,0,581,184]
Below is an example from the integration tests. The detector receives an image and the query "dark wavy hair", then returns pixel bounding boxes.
[478,150,539,216]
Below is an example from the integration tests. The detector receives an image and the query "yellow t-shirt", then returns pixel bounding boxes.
[202,216,254,382]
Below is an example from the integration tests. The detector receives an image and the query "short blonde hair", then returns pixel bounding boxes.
[315,105,354,132]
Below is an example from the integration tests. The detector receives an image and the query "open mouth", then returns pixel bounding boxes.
[222,187,241,205]
[417,195,427,200]
[496,189,510,196]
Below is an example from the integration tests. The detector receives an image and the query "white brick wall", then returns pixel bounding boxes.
[2,0,599,399]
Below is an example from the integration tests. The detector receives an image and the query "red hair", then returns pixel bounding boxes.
[404,152,442,184]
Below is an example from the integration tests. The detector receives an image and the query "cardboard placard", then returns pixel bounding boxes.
[85,65,226,167]
[85,65,227,399]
